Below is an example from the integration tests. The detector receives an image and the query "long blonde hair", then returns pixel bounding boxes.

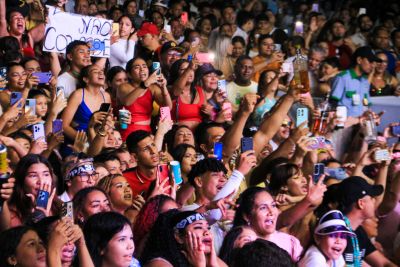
[213,35,232,71]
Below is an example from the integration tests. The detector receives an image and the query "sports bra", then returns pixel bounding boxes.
[73,88,106,131]
[171,86,205,122]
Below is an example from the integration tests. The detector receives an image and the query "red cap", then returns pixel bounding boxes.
[137,22,160,37]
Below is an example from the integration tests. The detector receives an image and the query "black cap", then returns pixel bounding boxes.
[336,176,383,206]
[160,41,184,55]
[196,63,223,77]
[352,46,382,63]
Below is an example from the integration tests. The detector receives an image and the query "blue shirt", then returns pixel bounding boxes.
[330,69,371,117]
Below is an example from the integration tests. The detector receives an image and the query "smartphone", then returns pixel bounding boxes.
[281,62,293,73]
[274,44,282,52]
[218,80,227,94]
[196,52,214,63]
[374,149,391,161]
[222,102,232,120]
[358,8,367,15]
[25,99,36,115]
[311,3,319,12]
[164,24,171,33]
[61,201,73,220]
[10,92,23,108]
[296,107,308,127]
[152,62,161,75]
[325,167,347,180]
[241,137,253,153]
[138,10,145,17]
[307,136,326,150]
[157,164,171,194]
[53,119,63,133]
[214,142,223,160]
[391,125,400,136]
[32,123,46,141]
[36,190,49,208]
[33,72,52,84]
[313,163,325,184]
[160,106,171,121]
[99,103,111,113]
[56,86,64,97]
[0,67,6,90]
[181,11,188,25]
[112,22,119,36]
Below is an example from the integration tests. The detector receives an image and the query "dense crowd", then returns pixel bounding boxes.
[0,0,400,266]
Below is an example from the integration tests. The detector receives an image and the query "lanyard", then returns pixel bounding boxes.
[344,216,361,267]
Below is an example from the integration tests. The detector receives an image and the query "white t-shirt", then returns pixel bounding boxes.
[226,81,258,108]
[299,245,345,267]
[57,72,77,99]
[109,39,136,69]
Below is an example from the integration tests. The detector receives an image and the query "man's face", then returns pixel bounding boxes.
[373,30,390,49]
[170,3,183,18]
[358,57,375,74]
[69,45,91,69]
[222,7,236,24]
[171,20,184,40]
[235,59,254,81]
[203,126,225,152]
[259,37,275,56]
[308,51,325,71]
[331,22,346,39]
[197,171,227,200]
[162,49,182,69]
[359,16,373,32]
[134,136,159,169]
[75,0,89,15]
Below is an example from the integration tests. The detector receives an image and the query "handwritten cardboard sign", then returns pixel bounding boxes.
[43,6,112,57]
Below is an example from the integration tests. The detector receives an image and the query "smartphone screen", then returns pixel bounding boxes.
[214,142,223,160]
[36,190,49,208]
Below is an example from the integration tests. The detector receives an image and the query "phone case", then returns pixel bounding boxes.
[218,80,227,93]
[214,142,223,160]
[36,190,49,208]
[313,163,325,184]
[53,119,63,133]
[25,99,36,115]
[32,124,45,141]
[296,108,308,127]
[157,164,171,194]
[112,23,119,35]
[61,201,74,219]
[241,137,253,152]
[181,12,188,25]
[160,106,171,121]
[374,149,391,161]
[33,72,52,84]
[10,92,22,107]
[99,103,111,112]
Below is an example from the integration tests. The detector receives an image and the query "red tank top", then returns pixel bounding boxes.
[172,86,204,122]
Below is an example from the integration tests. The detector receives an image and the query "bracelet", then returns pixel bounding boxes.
[96,129,107,137]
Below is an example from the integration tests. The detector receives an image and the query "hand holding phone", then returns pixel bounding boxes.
[313,163,325,184]
[36,190,50,208]
[160,106,171,121]
[99,103,111,113]
[296,107,308,127]
[33,72,52,84]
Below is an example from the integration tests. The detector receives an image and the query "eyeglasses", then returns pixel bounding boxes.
[77,172,99,182]
[281,121,292,127]
[167,51,182,57]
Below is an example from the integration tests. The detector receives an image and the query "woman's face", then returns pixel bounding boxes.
[109,176,133,209]
[8,65,27,90]
[130,58,149,82]
[285,170,308,196]
[80,191,111,221]
[61,242,75,265]
[233,228,258,248]
[317,233,348,260]
[13,230,46,267]
[181,147,197,175]
[375,53,388,74]
[174,127,195,147]
[24,60,41,74]
[15,137,31,153]
[119,16,134,39]
[9,11,26,35]
[200,19,212,35]
[126,1,137,16]
[249,191,279,237]
[232,41,245,58]
[102,224,135,267]
[87,66,105,86]
[110,71,128,90]
[202,72,218,91]
[151,12,164,29]
[184,220,213,254]
[35,95,48,118]
[178,62,194,83]
[24,163,52,196]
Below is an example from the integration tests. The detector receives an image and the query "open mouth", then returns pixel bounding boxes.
[202,237,212,245]
[123,193,132,200]
[264,218,274,226]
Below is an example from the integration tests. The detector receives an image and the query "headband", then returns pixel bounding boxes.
[175,213,205,230]
[65,159,95,180]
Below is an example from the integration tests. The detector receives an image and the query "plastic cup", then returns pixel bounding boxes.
[169,161,183,185]
[119,109,130,130]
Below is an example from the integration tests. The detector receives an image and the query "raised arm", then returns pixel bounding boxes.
[0,0,8,36]
[171,61,196,97]
[253,85,299,156]
[221,93,258,161]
